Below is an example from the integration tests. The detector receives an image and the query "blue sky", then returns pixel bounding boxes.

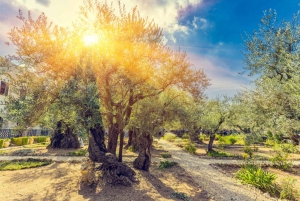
[0,0,299,98]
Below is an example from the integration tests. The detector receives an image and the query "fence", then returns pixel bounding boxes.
[0,129,53,139]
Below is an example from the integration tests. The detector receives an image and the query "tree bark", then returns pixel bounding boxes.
[48,121,79,149]
[124,129,133,149]
[88,124,107,162]
[208,134,215,152]
[107,123,119,155]
[118,130,124,162]
[133,132,152,171]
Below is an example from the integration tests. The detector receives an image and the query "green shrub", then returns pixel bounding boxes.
[35,136,49,143]
[68,149,88,156]
[275,143,298,154]
[0,139,4,148]
[269,151,293,171]
[184,143,196,154]
[228,136,237,145]
[243,146,253,158]
[280,177,300,200]
[161,153,172,158]
[170,192,190,201]
[11,137,29,146]
[163,133,177,142]
[174,138,183,146]
[181,133,189,139]
[159,160,177,169]
[235,163,278,194]
[207,150,233,157]
[265,139,276,147]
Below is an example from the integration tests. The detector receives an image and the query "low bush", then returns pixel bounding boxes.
[265,139,276,147]
[23,143,49,148]
[228,136,237,145]
[207,150,233,157]
[68,149,88,156]
[184,143,196,154]
[269,151,293,171]
[181,133,189,139]
[280,177,300,200]
[174,138,183,146]
[163,133,177,142]
[161,153,172,158]
[243,146,253,158]
[34,136,50,143]
[159,160,177,169]
[11,137,29,146]
[199,135,208,141]
[0,159,51,171]
[11,149,35,155]
[274,143,298,154]
[0,139,4,148]
[235,163,278,195]
[170,192,190,201]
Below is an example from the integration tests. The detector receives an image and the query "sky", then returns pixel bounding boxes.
[0,0,299,98]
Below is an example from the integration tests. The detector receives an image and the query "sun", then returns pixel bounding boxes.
[83,33,99,46]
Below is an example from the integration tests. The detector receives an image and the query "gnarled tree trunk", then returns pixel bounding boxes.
[208,134,215,152]
[88,123,107,162]
[107,123,119,155]
[133,132,152,171]
[124,129,138,151]
[88,124,137,186]
[48,121,79,149]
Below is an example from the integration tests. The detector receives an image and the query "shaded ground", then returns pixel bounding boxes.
[0,145,212,201]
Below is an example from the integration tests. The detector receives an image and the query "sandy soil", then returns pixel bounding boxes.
[0,148,211,201]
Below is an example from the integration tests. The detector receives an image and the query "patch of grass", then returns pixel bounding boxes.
[280,177,300,200]
[235,162,278,195]
[163,133,177,142]
[269,151,293,171]
[184,143,196,154]
[23,143,49,148]
[0,159,52,171]
[171,192,190,201]
[161,153,172,158]
[207,150,233,157]
[11,149,35,155]
[0,150,7,155]
[68,149,88,156]
[159,160,177,169]
[274,143,298,154]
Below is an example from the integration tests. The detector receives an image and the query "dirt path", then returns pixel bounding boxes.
[158,139,276,201]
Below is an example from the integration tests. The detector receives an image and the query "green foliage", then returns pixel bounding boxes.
[269,151,293,171]
[0,150,8,155]
[235,163,278,194]
[243,146,253,158]
[265,139,276,147]
[0,159,51,171]
[158,160,177,169]
[184,143,196,154]
[181,133,189,139]
[161,153,172,158]
[274,143,298,154]
[199,135,208,141]
[279,177,300,200]
[67,149,88,156]
[34,136,49,143]
[11,137,29,146]
[128,146,136,152]
[228,136,237,145]
[207,150,233,157]
[170,192,190,201]
[0,139,4,148]
[163,133,177,142]
[174,138,183,146]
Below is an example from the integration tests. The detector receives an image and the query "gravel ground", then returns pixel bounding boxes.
[157,139,277,201]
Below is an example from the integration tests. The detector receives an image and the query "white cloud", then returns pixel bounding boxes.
[192,17,208,29]
[187,53,253,98]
